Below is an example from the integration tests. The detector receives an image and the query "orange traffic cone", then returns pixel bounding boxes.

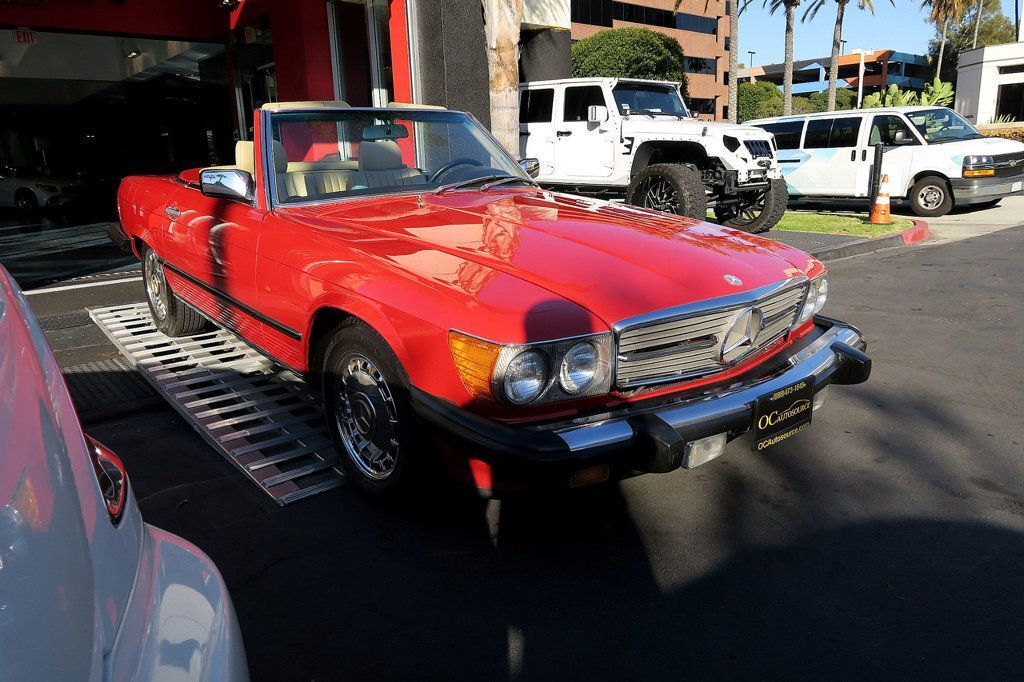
[869,173,891,225]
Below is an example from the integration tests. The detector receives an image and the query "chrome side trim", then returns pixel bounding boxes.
[554,325,861,452]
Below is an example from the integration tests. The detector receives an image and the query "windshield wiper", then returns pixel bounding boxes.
[479,176,537,191]
[433,174,511,195]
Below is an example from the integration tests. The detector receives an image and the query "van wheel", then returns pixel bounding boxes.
[626,163,708,220]
[714,178,788,233]
[142,247,211,337]
[909,176,953,217]
[322,320,419,496]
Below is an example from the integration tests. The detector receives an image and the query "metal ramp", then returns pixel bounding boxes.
[88,303,345,505]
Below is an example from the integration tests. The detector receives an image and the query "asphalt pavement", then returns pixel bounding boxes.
[27,224,1024,680]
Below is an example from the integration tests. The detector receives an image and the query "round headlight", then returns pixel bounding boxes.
[799,281,817,323]
[559,342,599,394]
[503,350,548,404]
[814,277,828,313]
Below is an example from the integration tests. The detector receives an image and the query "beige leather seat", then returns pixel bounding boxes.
[349,140,426,190]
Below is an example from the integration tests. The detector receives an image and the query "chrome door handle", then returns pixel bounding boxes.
[164,206,180,219]
[556,130,572,137]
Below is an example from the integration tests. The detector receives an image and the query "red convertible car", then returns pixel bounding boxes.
[117,101,870,496]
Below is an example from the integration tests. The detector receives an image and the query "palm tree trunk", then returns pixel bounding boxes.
[828,0,847,111]
[936,19,947,79]
[783,3,795,115]
[973,0,983,48]
[482,0,522,154]
[728,0,739,122]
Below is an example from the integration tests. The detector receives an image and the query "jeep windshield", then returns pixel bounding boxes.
[906,108,985,144]
[612,83,688,118]
[267,108,531,204]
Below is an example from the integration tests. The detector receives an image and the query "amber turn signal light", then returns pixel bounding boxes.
[963,168,995,177]
[448,331,501,400]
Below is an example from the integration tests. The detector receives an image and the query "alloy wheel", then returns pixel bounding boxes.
[144,250,169,320]
[334,354,401,480]
[717,188,768,226]
[639,176,681,214]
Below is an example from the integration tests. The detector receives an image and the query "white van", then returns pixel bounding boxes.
[747,106,1024,216]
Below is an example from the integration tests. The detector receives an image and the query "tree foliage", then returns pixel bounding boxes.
[570,28,690,97]
[861,78,954,108]
[926,0,1015,82]
[737,81,783,122]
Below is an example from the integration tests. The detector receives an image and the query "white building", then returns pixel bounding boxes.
[955,42,1024,125]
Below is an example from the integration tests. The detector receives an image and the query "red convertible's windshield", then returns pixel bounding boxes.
[267,108,530,203]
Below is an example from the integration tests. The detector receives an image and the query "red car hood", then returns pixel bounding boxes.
[279,189,818,328]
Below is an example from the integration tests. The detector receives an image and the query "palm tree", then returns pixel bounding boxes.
[674,0,749,121]
[765,0,803,115]
[802,0,894,112]
[923,0,968,78]
[972,0,983,48]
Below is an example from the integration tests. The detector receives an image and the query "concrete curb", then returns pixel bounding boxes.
[809,219,931,261]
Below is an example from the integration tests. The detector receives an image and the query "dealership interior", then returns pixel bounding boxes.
[0,0,391,288]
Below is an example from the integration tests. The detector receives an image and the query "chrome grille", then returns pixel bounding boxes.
[615,280,807,388]
[744,140,774,159]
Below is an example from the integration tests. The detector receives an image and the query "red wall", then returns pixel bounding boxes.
[0,0,226,41]
[231,0,335,102]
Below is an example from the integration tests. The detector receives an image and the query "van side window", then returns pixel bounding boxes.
[804,117,862,148]
[869,115,917,146]
[520,89,554,124]
[759,121,804,149]
[563,86,606,122]
[829,117,862,147]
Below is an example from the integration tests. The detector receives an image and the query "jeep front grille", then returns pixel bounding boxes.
[615,280,808,388]
[744,140,773,159]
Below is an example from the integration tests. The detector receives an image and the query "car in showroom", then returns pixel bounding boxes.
[116,101,871,496]
[0,265,248,680]
[0,166,87,214]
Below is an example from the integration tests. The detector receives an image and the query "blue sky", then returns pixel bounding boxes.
[738,0,1020,66]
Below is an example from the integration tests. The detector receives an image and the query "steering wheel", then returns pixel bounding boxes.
[429,158,484,183]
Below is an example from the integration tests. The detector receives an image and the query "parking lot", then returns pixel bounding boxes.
[23,223,1024,680]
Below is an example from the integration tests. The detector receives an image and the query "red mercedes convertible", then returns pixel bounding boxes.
[116,101,870,496]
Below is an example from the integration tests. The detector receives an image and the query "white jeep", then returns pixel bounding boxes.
[519,77,788,232]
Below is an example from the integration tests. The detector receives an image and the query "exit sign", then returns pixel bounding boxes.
[13,29,37,44]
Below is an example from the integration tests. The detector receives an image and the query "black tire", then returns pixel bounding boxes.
[714,178,788,233]
[909,175,953,217]
[322,320,419,496]
[14,189,39,216]
[625,163,708,220]
[141,246,211,337]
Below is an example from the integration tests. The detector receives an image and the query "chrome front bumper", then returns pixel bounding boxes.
[553,322,866,453]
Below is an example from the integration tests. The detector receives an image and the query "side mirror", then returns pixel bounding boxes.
[587,105,609,124]
[893,130,912,145]
[621,103,631,119]
[199,168,254,201]
[518,157,540,178]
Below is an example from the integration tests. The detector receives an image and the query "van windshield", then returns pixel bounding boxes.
[906,108,984,144]
[612,83,688,118]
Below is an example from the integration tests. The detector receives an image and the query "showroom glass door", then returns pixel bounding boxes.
[0,29,233,289]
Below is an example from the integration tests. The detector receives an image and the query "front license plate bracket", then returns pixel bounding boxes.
[752,378,814,451]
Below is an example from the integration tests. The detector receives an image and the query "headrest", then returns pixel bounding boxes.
[235,141,254,175]
[359,140,403,171]
[272,140,288,174]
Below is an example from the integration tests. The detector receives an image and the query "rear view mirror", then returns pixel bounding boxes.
[587,105,609,123]
[519,157,540,178]
[199,168,254,202]
[362,123,410,141]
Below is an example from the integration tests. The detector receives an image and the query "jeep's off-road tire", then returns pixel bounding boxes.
[626,163,708,220]
[142,247,211,337]
[322,320,420,496]
[909,175,953,217]
[713,178,788,233]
